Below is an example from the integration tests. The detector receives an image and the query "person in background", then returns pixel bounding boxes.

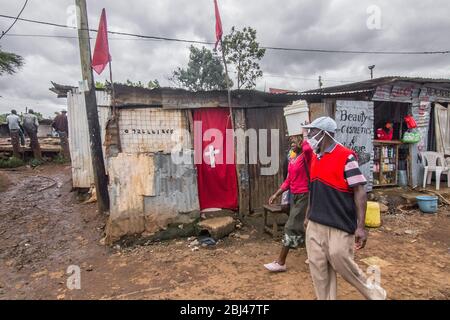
[6,110,21,158]
[302,117,386,300]
[22,109,42,160]
[264,128,312,272]
[376,121,393,141]
[52,109,70,160]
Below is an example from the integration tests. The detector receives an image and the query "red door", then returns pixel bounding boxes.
[194,108,238,210]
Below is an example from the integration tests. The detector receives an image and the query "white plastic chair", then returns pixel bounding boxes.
[421,151,450,190]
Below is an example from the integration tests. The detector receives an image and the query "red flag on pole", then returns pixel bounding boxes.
[214,0,223,50]
[92,8,111,75]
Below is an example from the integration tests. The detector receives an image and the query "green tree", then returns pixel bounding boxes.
[125,79,144,87]
[0,114,7,123]
[0,47,24,75]
[171,45,231,91]
[32,111,44,121]
[96,79,160,89]
[95,81,106,89]
[223,26,266,90]
[147,79,160,89]
[123,79,160,89]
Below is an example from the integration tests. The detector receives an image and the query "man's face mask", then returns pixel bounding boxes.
[307,130,325,153]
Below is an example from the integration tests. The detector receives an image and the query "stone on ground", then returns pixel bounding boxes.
[198,216,235,240]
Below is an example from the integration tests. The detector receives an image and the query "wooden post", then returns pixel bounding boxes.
[219,39,243,220]
[234,109,250,216]
[76,0,110,212]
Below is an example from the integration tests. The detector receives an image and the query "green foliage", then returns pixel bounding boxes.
[52,154,68,164]
[171,45,231,91]
[147,79,160,89]
[223,26,266,89]
[121,79,160,89]
[0,47,24,76]
[125,79,160,89]
[0,157,25,168]
[95,79,160,90]
[95,81,106,89]
[31,111,44,121]
[0,113,7,123]
[125,79,144,87]
[29,158,44,168]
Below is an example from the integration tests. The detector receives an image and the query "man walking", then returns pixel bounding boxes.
[52,109,70,160]
[22,109,42,160]
[303,117,386,300]
[6,110,21,158]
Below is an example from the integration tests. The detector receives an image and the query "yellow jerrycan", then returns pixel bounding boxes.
[365,201,381,228]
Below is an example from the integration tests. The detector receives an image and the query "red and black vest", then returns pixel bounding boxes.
[308,144,357,234]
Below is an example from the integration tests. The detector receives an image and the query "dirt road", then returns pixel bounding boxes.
[0,165,449,300]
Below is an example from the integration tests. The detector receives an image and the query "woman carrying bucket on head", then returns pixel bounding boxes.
[264,127,312,272]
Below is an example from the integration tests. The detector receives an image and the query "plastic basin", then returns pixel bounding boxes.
[416,196,438,213]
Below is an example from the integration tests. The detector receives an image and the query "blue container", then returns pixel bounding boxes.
[416,196,438,213]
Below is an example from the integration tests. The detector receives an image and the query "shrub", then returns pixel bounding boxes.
[0,157,25,168]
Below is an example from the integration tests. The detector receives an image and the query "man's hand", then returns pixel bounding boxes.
[355,227,368,250]
[303,217,309,231]
[353,184,368,250]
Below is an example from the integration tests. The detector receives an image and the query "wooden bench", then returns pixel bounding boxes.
[262,204,288,238]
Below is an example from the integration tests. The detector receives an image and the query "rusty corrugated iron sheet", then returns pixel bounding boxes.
[106,153,156,241]
[245,107,288,212]
[105,153,199,241]
[143,153,200,229]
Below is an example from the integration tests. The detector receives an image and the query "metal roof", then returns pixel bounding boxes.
[300,76,450,96]
[50,82,305,109]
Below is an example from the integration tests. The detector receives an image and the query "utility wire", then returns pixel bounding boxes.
[1,14,450,55]
[0,14,213,45]
[3,34,361,83]
[5,33,164,41]
[0,1,29,40]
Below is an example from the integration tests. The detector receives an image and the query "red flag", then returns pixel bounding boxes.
[194,108,238,210]
[92,8,111,75]
[214,0,223,50]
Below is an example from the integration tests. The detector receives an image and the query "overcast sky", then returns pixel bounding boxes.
[1,0,449,117]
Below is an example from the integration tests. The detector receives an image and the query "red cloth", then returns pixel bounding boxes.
[194,108,238,210]
[214,0,223,50]
[92,8,111,75]
[376,128,393,140]
[404,115,417,129]
[280,140,313,194]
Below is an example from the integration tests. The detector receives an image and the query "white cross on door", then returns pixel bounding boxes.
[205,145,220,168]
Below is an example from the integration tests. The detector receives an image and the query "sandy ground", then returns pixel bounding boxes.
[0,164,449,300]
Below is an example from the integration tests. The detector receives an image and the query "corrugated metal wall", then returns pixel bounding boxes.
[67,90,110,188]
[246,107,288,212]
[143,153,199,230]
[105,109,199,241]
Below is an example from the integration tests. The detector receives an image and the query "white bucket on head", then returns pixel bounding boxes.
[284,100,309,136]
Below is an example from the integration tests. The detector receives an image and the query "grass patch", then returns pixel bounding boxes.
[29,158,45,168]
[0,157,25,169]
[52,154,68,164]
